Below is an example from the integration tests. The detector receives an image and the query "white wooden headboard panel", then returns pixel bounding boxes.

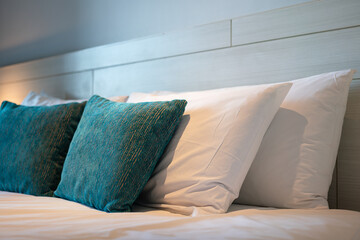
[232,0,360,45]
[0,72,92,104]
[0,20,230,85]
[0,0,359,211]
[94,26,360,96]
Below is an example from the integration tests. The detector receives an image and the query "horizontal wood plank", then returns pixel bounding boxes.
[232,0,360,46]
[94,26,360,96]
[0,71,92,104]
[0,20,230,84]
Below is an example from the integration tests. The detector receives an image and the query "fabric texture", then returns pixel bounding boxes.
[1,191,360,240]
[236,69,356,209]
[127,82,292,215]
[0,101,86,196]
[22,91,128,106]
[54,95,187,212]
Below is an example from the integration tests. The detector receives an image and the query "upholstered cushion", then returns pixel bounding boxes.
[54,95,187,212]
[0,101,86,196]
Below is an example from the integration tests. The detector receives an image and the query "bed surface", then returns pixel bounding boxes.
[1,191,359,240]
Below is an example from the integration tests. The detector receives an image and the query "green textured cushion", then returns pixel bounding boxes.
[54,95,187,212]
[0,101,86,196]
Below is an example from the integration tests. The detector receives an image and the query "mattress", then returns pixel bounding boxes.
[1,191,359,240]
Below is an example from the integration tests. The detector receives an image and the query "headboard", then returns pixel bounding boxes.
[0,0,359,211]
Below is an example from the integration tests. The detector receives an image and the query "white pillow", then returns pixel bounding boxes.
[236,69,356,209]
[128,82,292,215]
[22,91,128,106]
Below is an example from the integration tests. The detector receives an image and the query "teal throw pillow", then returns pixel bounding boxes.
[54,95,187,212]
[0,101,86,196]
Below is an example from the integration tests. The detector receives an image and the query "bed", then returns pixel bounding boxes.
[1,191,359,240]
[1,0,360,239]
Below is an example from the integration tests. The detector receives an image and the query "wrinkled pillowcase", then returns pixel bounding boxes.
[128,82,292,215]
[22,91,128,106]
[236,69,356,209]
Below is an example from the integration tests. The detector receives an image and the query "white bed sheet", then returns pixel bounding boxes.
[1,191,359,240]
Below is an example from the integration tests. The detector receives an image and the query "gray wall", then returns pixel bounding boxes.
[0,0,310,67]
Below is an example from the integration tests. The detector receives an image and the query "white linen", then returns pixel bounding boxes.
[237,69,356,209]
[21,91,128,106]
[128,82,292,214]
[21,91,86,105]
[0,191,359,240]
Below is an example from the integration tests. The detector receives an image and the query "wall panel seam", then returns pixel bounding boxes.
[0,70,92,86]
[231,24,360,48]
[91,70,95,95]
[230,19,232,47]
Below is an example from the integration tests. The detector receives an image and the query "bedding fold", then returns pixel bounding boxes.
[0,191,359,240]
